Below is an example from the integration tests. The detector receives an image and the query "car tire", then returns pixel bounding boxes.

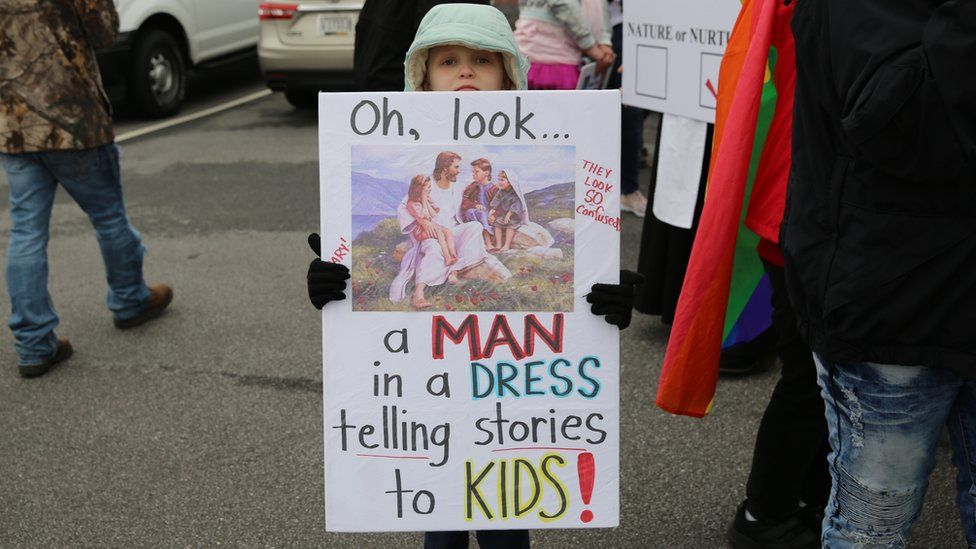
[129,30,187,119]
[285,89,317,110]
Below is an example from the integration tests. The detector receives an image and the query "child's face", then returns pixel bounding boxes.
[425,45,507,92]
[472,165,489,183]
[497,174,510,189]
[422,182,431,197]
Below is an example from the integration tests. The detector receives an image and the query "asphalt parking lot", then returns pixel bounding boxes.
[0,66,962,547]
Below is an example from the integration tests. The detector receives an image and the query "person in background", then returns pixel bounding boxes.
[784,0,976,545]
[309,4,643,547]
[605,0,648,217]
[514,0,614,90]
[353,0,491,92]
[0,0,173,378]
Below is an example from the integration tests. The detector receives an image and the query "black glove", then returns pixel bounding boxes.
[586,269,645,330]
[307,233,350,310]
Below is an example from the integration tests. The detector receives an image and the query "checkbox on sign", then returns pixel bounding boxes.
[699,52,722,109]
[635,45,668,100]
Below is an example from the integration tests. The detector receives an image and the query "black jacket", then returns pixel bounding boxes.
[354,0,491,91]
[783,0,976,376]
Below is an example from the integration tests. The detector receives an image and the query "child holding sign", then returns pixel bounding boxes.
[514,0,614,90]
[307,4,643,546]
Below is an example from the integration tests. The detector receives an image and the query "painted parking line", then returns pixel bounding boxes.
[116,89,274,143]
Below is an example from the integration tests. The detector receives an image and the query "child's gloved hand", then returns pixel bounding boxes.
[586,270,645,330]
[307,233,350,310]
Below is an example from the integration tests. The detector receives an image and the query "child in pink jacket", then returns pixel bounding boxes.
[514,0,615,89]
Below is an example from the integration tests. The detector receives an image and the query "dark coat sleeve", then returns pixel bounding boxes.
[836,0,975,182]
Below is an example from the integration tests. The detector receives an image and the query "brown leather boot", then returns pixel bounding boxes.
[114,283,174,330]
[19,336,73,378]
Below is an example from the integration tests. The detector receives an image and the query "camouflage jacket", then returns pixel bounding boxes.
[0,0,118,153]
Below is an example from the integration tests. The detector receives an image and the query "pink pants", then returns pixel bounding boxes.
[527,63,580,90]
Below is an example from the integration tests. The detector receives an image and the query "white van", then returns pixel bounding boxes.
[98,0,260,118]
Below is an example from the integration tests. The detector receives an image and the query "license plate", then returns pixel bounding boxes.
[318,14,353,36]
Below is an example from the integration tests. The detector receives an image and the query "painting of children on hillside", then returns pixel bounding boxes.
[350,145,576,312]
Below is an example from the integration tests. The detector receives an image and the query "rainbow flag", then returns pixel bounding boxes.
[656,0,796,418]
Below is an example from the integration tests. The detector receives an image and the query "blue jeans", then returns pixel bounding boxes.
[1,144,149,365]
[815,354,976,547]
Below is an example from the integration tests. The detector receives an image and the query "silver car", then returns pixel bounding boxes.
[257,1,363,108]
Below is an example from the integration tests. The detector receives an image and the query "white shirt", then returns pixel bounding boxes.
[429,181,461,227]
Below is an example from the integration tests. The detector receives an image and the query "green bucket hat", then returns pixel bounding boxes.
[404,4,530,91]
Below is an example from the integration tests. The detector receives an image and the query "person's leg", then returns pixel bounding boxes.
[484,230,496,250]
[436,232,454,265]
[1,153,61,365]
[618,105,648,218]
[412,281,431,308]
[443,227,457,259]
[946,379,976,545]
[610,22,647,206]
[727,262,823,548]
[474,529,530,549]
[619,106,647,198]
[608,23,624,89]
[424,531,469,549]
[799,437,832,522]
[44,145,149,321]
[744,261,829,519]
[816,355,961,547]
[501,227,515,251]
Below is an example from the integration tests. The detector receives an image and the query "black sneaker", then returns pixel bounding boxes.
[728,500,820,549]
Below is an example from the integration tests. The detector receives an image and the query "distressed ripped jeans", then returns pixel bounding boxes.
[815,354,976,547]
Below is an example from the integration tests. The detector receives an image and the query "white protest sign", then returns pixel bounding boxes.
[622,0,740,122]
[577,62,611,90]
[318,90,621,532]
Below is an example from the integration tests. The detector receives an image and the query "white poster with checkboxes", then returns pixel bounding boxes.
[622,1,741,123]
